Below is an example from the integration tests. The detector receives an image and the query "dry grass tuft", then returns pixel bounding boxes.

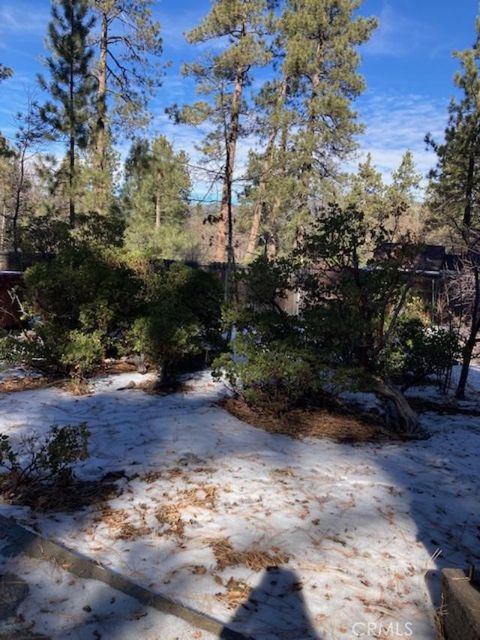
[155,484,217,538]
[155,504,185,538]
[116,523,153,540]
[140,470,164,484]
[216,577,252,609]
[208,537,289,572]
[94,505,129,527]
[179,485,217,509]
[166,467,186,479]
[93,505,153,540]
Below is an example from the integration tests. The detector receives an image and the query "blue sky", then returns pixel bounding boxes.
[0,0,478,197]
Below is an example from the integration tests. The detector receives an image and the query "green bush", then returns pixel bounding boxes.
[16,244,224,382]
[127,263,224,384]
[21,243,142,376]
[61,330,105,378]
[385,317,460,389]
[214,205,459,416]
[214,333,326,414]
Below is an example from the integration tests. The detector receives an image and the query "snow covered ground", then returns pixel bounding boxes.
[0,367,479,639]
[0,541,216,639]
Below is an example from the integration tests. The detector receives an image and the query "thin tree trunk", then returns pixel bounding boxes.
[0,202,6,251]
[267,119,289,258]
[456,265,480,399]
[463,149,475,228]
[12,148,26,255]
[214,63,246,264]
[69,135,75,228]
[155,192,161,229]
[95,10,108,212]
[68,8,75,229]
[245,200,263,261]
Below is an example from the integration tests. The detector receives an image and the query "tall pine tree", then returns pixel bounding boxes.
[171,0,273,273]
[88,0,162,210]
[38,0,95,228]
[245,0,377,257]
[427,17,480,399]
[427,19,480,232]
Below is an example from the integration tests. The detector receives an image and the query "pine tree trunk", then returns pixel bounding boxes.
[245,81,287,262]
[214,65,246,263]
[463,149,475,227]
[267,120,289,257]
[67,3,76,229]
[69,135,75,228]
[0,202,6,251]
[155,192,161,229]
[245,200,263,261]
[69,47,75,229]
[94,10,108,213]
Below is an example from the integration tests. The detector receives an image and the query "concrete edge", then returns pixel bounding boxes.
[0,514,250,640]
[442,568,480,640]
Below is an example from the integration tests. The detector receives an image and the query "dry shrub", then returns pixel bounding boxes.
[208,537,289,572]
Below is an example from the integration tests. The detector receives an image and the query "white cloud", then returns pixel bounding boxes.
[362,3,438,58]
[356,92,449,182]
[0,3,50,37]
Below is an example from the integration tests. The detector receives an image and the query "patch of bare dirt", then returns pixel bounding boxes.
[102,360,139,374]
[0,377,47,394]
[220,397,386,443]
